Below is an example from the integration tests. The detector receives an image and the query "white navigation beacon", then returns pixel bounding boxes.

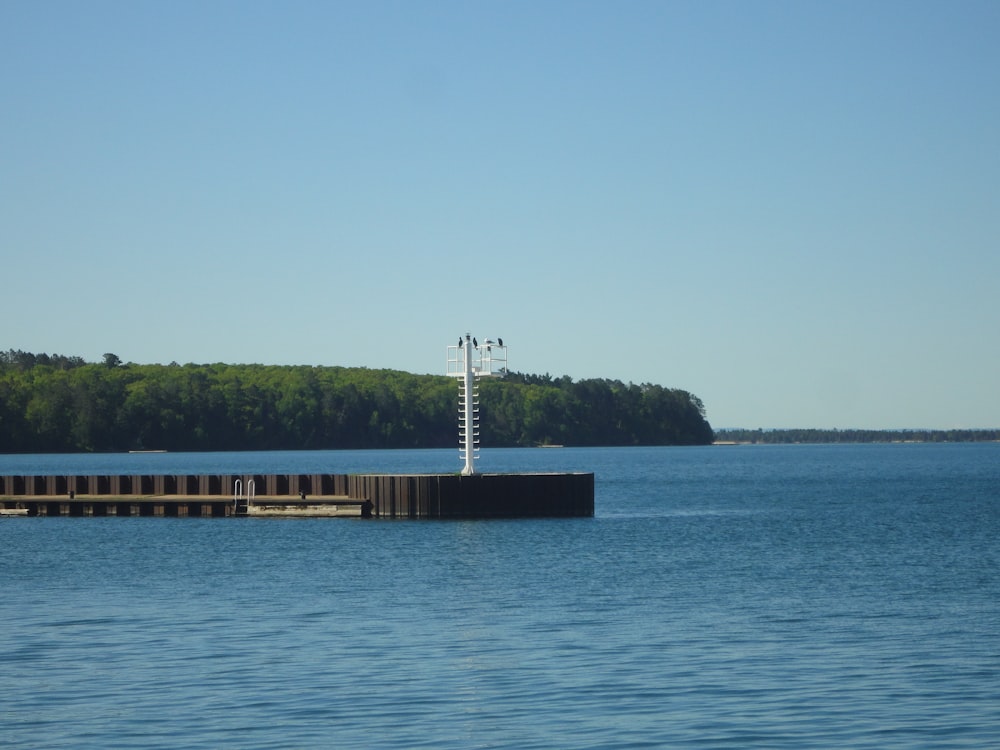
[446,334,508,475]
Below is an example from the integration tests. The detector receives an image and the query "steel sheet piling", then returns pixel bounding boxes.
[1,471,593,518]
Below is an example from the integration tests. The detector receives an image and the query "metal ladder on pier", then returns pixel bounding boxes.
[233,479,255,516]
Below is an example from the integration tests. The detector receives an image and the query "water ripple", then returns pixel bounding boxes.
[2,444,999,748]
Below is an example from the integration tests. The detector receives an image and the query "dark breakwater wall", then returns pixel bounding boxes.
[350,473,594,518]
[0,473,352,497]
[0,472,594,519]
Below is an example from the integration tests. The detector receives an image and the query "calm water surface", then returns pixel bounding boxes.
[2,445,998,748]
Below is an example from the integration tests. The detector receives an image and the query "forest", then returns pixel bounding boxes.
[0,351,715,453]
[713,428,1000,444]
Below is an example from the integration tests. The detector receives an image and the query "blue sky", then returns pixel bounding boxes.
[3,1,998,430]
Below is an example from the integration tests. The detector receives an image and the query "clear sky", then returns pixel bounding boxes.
[3,1,998,430]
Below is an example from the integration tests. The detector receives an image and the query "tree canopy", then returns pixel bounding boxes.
[713,427,1000,444]
[0,351,715,453]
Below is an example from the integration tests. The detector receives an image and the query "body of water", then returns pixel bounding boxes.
[2,444,998,748]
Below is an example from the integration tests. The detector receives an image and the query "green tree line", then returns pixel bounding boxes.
[0,351,714,453]
[713,428,1000,444]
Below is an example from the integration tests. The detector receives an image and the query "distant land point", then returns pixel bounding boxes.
[712,428,1000,445]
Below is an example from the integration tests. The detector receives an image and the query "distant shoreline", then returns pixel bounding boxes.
[712,428,1000,445]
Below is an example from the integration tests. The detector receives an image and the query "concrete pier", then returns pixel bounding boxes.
[0,472,594,519]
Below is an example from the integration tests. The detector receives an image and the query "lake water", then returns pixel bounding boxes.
[2,444,999,748]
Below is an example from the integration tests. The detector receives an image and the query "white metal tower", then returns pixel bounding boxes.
[446,333,508,475]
